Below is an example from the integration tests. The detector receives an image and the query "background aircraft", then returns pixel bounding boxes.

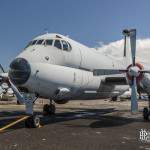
[0,29,149,128]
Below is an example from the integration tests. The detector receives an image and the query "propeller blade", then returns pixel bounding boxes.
[131,77,138,113]
[123,29,136,66]
[123,35,127,57]
[129,29,136,66]
[0,64,5,73]
[9,79,24,104]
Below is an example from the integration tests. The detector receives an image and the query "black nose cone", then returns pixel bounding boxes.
[9,58,31,85]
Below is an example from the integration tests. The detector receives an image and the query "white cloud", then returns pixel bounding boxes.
[97,38,150,69]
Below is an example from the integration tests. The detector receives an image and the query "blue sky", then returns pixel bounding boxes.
[0,0,150,69]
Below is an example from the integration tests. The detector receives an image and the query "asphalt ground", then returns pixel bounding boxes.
[0,99,150,150]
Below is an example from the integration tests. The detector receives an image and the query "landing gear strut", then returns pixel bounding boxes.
[24,94,40,128]
[43,99,56,116]
[143,95,150,120]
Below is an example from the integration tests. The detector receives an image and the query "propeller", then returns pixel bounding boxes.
[0,64,5,73]
[123,34,127,57]
[124,29,138,113]
[9,79,25,104]
[93,29,150,113]
[0,64,24,104]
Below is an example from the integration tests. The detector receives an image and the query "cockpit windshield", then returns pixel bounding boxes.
[32,40,37,45]
[24,38,72,52]
[36,40,44,45]
[45,40,53,45]
[24,40,37,49]
[54,40,62,49]
[61,40,72,51]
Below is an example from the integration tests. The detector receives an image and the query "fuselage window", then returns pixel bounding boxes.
[54,40,62,49]
[45,39,53,46]
[62,40,68,51]
[36,40,44,45]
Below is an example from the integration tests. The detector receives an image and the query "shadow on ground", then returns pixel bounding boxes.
[0,107,149,133]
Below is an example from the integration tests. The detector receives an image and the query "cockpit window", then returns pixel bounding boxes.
[62,40,68,51]
[67,42,72,51]
[61,40,72,51]
[54,40,62,49]
[45,39,53,45]
[36,40,44,45]
[31,40,37,45]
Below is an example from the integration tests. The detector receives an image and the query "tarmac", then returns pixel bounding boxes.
[0,98,150,150]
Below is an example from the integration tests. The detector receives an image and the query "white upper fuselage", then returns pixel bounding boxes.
[20,33,126,69]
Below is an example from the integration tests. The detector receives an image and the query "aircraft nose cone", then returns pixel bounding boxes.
[9,58,31,85]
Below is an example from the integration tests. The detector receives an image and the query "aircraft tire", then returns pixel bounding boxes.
[111,96,118,101]
[25,115,40,128]
[43,104,55,116]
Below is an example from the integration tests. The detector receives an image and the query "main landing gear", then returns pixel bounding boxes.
[43,99,56,116]
[143,95,150,120]
[25,115,40,128]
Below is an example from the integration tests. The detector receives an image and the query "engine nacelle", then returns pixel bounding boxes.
[53,87,71,104]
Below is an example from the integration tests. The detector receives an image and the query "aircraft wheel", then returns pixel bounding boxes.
[43,104,55,116]
[143,107,149,120]
[25,115,40,128]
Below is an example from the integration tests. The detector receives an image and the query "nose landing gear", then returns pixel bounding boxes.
[143,95,150,120]
[24,97,56,128]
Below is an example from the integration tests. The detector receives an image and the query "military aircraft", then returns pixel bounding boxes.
[0,29,149,128]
